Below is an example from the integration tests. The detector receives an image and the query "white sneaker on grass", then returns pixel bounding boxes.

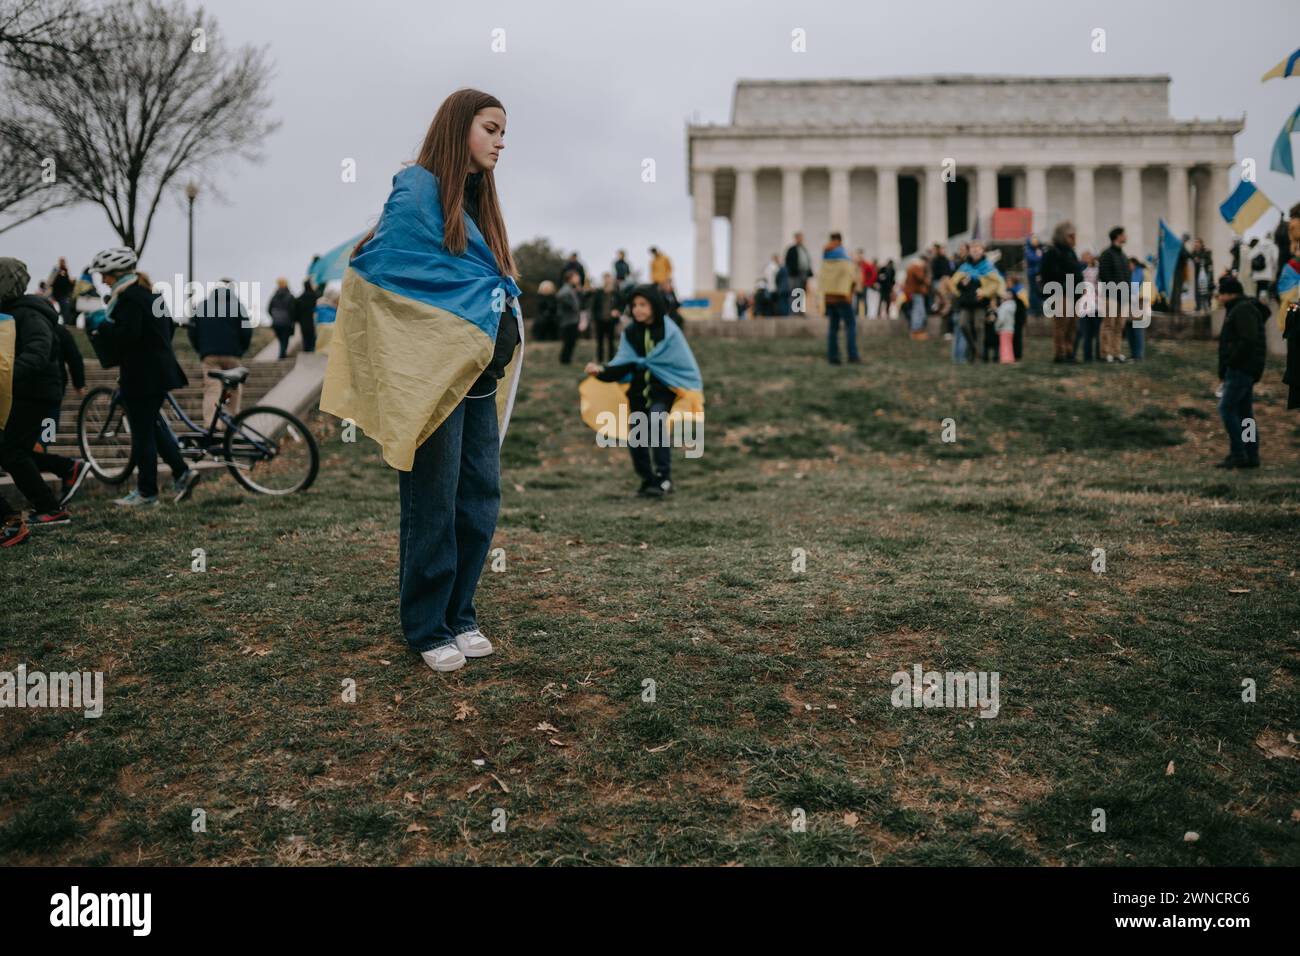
[420,644,466,672]
[454,629,494,658]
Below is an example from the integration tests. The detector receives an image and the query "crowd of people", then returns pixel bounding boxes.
[529,246,685,365]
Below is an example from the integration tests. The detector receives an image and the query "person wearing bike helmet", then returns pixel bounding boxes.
[90,246,201,506]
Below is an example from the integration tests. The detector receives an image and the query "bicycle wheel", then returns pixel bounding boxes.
[77,386,135,484]
[223,405,319,495]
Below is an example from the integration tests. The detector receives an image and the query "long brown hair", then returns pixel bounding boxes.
[353,89,517,278]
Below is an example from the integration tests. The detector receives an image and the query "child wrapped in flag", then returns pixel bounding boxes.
[581,284,703,498]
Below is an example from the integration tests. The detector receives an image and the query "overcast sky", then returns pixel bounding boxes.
[6,0,1299,314]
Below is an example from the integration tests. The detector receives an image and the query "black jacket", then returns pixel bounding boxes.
[107,282,188,397]
[188,287,253,358]
[1038,241,1082,300]
[463,170,519,379]
[1097,244,1131,286]
[1218,296,1269,382]
[590,286,623,324]
[2,294,63,404]
[292,283,320,325]
[268,288,294,328]
[595,316,675,406]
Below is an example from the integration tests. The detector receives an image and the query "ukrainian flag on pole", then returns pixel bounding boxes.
[1262,47,1300,82]
[1219,180,1273,234]
[319,165,524,471]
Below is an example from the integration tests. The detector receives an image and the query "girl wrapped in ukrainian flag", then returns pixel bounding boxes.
[320,89,523,675]
[581,284,703,498]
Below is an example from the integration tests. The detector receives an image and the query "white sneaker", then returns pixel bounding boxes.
[454,629,494,658]
[420,644,466,672]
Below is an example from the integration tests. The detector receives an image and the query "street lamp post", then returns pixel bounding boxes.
[185,180,199,319]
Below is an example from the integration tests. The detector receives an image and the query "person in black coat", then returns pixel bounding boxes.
[1214,275,1269,469]
[590,272,622,363]
[267,278,295,359]
[1039,222,1083,362]
[293,277,320,353]
[0,257,84,530]
[188,280,253,424]
[90,249,200,505]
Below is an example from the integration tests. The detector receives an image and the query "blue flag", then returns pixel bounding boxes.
[1154,219,1184,298]
[1270,104,1300,177]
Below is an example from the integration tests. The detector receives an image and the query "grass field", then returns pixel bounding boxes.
[2,330,1298,866]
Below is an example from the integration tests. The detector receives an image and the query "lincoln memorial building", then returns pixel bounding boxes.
[686,75,1243,296]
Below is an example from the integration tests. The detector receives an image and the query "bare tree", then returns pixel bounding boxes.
[1,0,279,252]
[0,0,88,70]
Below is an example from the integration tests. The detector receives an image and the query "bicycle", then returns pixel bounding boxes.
[76,366,319,496]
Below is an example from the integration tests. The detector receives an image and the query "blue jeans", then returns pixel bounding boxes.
[908,295,927,332]
[953,307,977,362]
[1218,368,1258,464]
[398,383,501,652]
[1126,322,1145,360]
[1076,315,1101,360]
[826,301,859,362]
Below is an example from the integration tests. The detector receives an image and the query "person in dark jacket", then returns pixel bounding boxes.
[1096,226,1132,363]
[534,279,558,340]
[292,277,320,353]
[1214,275,1269,469]
[784,232,812,313]
[584,284,681,497]
[555,269,582,364]
[188,279,253,424]
[590,272,622,363]
[876,259,896,318]
[88,246,201,505]
[1039,221,1083,362]
[48,257,75,325]
[0,258,85,538]
[267,278,295,359]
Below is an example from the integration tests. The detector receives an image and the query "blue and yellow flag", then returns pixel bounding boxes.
[319,165,524,471]
[1270,104,1300,177]
[1154,218,1184,299]
[1277,257,1300,331]
[1219,180,1273,234]
[1262,47,1300,82]
[0,312,14,428]
[953,256,1005,301]
[580,317,703,442]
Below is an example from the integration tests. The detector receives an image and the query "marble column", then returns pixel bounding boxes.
[1026,164,1048,239]
[731,165,758,292]
[925,164,947,248]
[1204,164,1234,282]
[975,166,999,237]
[1073,164,1096,252]
[781,166,804,251]
[1167,162,1191,236]
[1120,164,1145,261]
[829,165,851,245]
[692,167,715,298]
[876,166,900,263]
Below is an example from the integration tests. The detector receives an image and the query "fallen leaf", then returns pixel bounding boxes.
[843,812,859,827]
[548,738,566,747]
[1183,831,1200,843]
[454,701,476,721]
[406,822,428,833]
[535,721,558,733]
[1166,760,1175,776]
